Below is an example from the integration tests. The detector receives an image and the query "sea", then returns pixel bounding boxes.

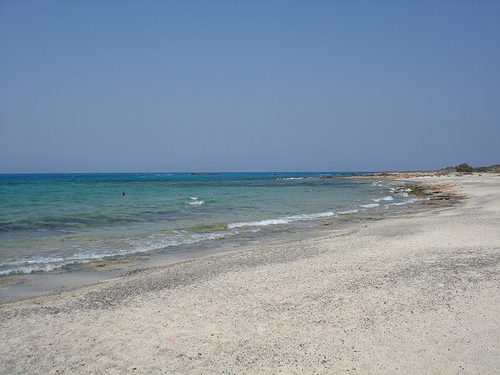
[0,172,422,279]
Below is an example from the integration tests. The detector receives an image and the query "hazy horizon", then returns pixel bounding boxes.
[0,166,495,175]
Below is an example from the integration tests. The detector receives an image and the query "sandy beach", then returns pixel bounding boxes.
[1,174,499,374]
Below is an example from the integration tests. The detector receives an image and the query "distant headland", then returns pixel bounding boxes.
[368,163,500,179]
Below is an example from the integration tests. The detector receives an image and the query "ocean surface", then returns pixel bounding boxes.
[0,172,421,277]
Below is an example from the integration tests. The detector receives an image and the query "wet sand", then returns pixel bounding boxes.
[1,174,499,374]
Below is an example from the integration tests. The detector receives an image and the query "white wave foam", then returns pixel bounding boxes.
[0,230,240,276]
[228,211,336,229]
[0,251,108,276]
[360,203,379,208]
[391,187,412,197]
[0,264,56,276]
[188,197,204,205]
[339,209,359,214]
[386,197,428,207]
[373,196,394,202]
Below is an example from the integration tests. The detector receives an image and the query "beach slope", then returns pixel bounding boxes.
[1,174,499,374]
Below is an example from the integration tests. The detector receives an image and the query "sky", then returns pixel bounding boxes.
[1,0,499,173]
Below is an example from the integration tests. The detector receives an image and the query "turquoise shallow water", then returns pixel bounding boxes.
[0,172,419,276]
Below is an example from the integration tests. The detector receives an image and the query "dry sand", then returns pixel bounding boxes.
[1,174,499,374]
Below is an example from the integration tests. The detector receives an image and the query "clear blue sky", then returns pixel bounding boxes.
[1,0,499,173]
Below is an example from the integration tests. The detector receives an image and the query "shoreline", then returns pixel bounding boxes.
[1,174,499,373]
[0,175,462,302]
